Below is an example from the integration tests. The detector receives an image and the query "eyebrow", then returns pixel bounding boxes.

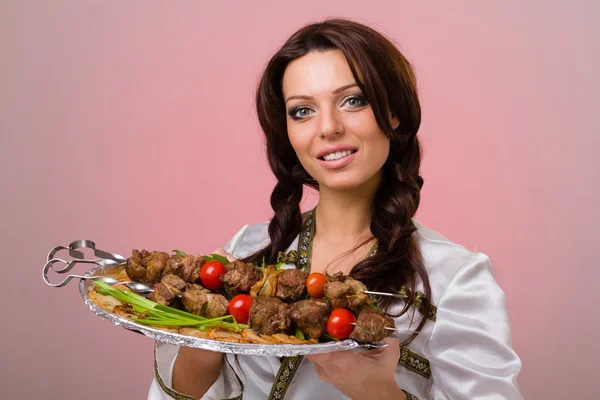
[284,83,358,104]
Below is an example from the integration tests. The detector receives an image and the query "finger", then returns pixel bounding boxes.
[356,337,400,360]
[306,358,331,383]
[305,353,331,365]
[211,248,236,262]
[383,336,400,347]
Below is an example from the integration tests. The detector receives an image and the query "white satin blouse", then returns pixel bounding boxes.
[147,219,522,400]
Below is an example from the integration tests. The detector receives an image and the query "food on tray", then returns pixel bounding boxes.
[222,260,263,296]
[324,272,374,312]
[181,284,229,319]
[289,299,331,339]
[349,309,396,343]
[88,249,397,347]
[249,296,291,335]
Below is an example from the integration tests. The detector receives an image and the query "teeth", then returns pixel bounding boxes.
[323,150,354,161]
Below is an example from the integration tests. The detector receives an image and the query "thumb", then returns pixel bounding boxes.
[211,248,237,262]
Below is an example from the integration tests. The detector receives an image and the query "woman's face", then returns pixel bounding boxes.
[282,50,398,192]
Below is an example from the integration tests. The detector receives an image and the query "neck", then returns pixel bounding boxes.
[313,173,381,241]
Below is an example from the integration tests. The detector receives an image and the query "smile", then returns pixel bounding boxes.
[320,150,357,161]
[316,149,358,170]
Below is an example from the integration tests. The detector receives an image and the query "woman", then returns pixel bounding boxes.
[148,18,522,400]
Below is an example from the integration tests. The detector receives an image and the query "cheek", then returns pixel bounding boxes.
[287,128,311,158]
[363,132,390,162]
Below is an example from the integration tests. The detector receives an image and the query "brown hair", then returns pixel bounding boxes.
[244,18,431,343]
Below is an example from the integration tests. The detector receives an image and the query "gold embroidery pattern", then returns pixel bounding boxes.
[153,346,243,400]
[365,240,379,258]
[399,286,437,322]
[398,346,431,379]
[402,389,419,400]
[268,356,304,400]
[268,211,313,399]
[277,250,298,264]
[296,209,315,272]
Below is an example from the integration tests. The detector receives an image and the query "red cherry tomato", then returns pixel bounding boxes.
[306,272,328,298]
[200,260,226,289]
[227,294,253,324]
[326,308,356,339]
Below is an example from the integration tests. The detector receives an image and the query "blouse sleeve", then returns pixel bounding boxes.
[424,253,523,400]
[147,225,250,400]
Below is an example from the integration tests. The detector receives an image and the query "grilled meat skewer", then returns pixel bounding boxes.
[288,299,331,339]
[349,309,396,343]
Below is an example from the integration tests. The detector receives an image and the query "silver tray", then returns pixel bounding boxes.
[79,265,386,357]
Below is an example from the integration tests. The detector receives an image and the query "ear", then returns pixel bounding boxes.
[389,110,400,130]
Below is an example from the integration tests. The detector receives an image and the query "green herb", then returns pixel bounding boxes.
[368,294,382,311]
[173,250,187,257]
[319,332,340,342]
[93,281,248,331]
[294,327,306,340]
[202,254,230,265]
[219,287,233,300]
[275,262,286,270]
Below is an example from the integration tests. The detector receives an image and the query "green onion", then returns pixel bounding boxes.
[295,327,306,340]
[93,281,247,331]
[319,332,340,342]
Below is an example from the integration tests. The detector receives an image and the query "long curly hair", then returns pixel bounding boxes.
[243,18,432,342]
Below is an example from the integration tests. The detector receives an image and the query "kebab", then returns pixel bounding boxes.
[108,249,405,344]
[126,250,231,319]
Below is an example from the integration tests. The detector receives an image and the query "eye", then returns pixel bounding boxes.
[288,106,314,121]
[341,95,369,109]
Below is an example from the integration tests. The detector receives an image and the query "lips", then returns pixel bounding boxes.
[316,149,358,170]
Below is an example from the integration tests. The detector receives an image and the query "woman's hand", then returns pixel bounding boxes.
[212,247,237,262]
[171,248,236,397]
[306,337,406,400]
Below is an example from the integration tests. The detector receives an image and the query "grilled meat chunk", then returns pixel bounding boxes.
[181,284,229,318]
[325,271,346,282]
[125,249,170,285]
[177,255,205,283]
[161,255,184,277]
[249,297,291,335]
[125,251,145,281]
[150,274,187,305]
[349,309,395,343]
[275,269,308,303]
[145,251,170,283]
[222,260,262,296]
[324,276,371,312]
[288,299,331,339]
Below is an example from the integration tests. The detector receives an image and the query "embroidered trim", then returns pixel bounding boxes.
[402,389,419,400]
[269,208,431,399]
[153,345,243,400]
[398,346,431,379]
[277,249,298,264]
[297,209,315,272]
[268,355,304,400]
[365,240,379,258]
[399,286,437,322]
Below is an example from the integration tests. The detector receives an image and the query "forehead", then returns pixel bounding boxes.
[282,50,356,97]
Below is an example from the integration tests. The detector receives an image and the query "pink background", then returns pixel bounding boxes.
[1,1,598,398]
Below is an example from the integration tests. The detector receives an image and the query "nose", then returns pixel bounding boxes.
[318,106,344,138]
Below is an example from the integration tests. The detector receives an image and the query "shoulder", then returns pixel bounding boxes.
[224,211,312,259]
[224,221,270,259]
[412,220,496,304]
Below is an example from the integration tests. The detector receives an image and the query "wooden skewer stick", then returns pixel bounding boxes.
[363,290,407,299]
[350,323,420,333]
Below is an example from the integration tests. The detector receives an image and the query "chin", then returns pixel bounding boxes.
[320,176,370,192]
